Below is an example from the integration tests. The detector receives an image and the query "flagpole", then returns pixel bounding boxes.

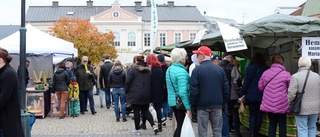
[150,0,158,54]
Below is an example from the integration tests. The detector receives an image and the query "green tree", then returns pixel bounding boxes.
[49,17,117,64]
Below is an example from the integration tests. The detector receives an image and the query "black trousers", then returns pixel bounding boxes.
[132,104,155,130]
[142,103,162,125]
[171,107,186,137]
[268,113,287,137]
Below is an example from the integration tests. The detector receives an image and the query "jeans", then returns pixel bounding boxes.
[101,88,111,107]
[248,101,263,136]
[162,101,169,119]
[112,88,126,119]
[268,113,286,137]
[198,109,223,137]
[229,100,241,135]
[80,88,95,112]
[222,104,230,137]
[172,107,186,137]
[295,114,318,137]
[98,88,105,106]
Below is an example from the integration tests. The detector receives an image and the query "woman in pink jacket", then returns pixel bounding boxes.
[258,54,291,137]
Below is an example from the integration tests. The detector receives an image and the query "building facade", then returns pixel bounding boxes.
[26,0,206,63]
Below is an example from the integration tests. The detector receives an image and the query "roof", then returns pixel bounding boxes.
[26,6,206,22]
[206,16,237,26]
[302,0,320,16]
[290,3,305,16]
[0,25,20,40]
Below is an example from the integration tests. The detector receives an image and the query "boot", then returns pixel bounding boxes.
[158,123,162,132]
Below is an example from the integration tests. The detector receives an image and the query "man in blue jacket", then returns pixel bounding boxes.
[190,46,229,137]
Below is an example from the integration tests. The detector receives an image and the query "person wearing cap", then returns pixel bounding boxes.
[190,46,229,137]
[211,53,222,66]
[99,54,114,109]
[75,56,97,115]
[220,52,243,137]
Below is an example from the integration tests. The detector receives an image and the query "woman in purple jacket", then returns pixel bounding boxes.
[258,54,291,137]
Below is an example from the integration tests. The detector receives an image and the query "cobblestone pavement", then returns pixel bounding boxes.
[31,95,250,137]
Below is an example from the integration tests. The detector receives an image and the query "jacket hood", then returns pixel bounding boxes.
[135,62,151,72]
[56,68,65,74]
[113,68,124,75]
[191,54,200,66]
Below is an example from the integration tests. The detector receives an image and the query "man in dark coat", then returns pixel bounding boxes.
[99,54,114,109]
[0,49,24,137]
[75,56,97,115]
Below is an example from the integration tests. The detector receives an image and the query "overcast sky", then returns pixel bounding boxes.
[0,0,306,25]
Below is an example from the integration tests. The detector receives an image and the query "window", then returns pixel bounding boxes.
[175,33,182,43]
[159,33,166,46]
[144,33,150,46]
[113,32,120,46]
[190,33,196,40]
[127,32,136,46]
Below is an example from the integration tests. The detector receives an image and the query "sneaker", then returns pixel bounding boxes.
[80,111,85,115]
[91,111,97,115]
[116,118,120,122]
[161,118,167,124]
[152,125,159,134]
[123,118,127,122]
[131,129,141,135]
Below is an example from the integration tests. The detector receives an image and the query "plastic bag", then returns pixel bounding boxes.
[238,95,245,114]
[181,114,195,137]
[149,105,157,122]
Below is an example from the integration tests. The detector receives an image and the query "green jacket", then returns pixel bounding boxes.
[165,63,191,110]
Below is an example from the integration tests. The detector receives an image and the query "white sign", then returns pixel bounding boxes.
[150,0,158,54]
[302,37,320,59]
[192,29,207,44]
[217,22,247,52]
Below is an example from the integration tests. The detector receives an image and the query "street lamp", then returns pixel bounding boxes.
[19,0,31,136]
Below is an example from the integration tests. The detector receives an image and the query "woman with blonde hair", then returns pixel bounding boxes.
[108,60,127,122]
[166,48,191,137]
[288,56,320,137]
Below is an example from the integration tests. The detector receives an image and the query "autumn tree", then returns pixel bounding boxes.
[49,17,117,64]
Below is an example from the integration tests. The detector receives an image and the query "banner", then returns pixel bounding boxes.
[150,0,158,53]
[192,29,207,44]
[302,37,320,59]
[217,22,247,52]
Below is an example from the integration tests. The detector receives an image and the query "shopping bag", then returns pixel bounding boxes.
[238,95,245,114]
[181,114,195,137]
[149,105,157,122]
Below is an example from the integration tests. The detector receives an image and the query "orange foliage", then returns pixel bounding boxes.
[49,17,117,64]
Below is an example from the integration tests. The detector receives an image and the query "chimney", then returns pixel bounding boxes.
[168,1,174,8]
[52,1,59,8]
[135,1,142,11]
[87,0,93,8]
[146,0,151,6]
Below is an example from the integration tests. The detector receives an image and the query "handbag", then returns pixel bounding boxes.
[289,70,310,114]
[169,68,186,110]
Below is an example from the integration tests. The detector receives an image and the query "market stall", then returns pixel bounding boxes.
[0,24,77,118]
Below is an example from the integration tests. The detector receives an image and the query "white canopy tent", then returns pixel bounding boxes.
[0,24,77,59]
[0,24,78,80]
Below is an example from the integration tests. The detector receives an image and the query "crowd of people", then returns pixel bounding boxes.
[1,45,320,137]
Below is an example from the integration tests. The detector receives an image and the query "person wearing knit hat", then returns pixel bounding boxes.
[190,46,229,137]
